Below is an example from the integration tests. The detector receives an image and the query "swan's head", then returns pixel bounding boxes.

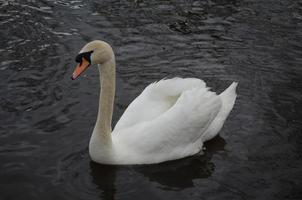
[71,40,114,80]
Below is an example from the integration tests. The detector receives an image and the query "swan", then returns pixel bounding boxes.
[71,40,238,165]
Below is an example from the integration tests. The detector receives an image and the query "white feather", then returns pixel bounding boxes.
[101,78,237,164]
[76,40,238,165]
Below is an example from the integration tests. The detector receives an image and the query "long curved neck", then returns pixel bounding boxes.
[95,58,116,143]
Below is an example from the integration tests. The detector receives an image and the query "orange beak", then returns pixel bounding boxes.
[71,58,90,80]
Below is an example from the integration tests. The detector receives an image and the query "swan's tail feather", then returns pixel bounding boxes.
[201,82,238,142]
[219,82,238,107]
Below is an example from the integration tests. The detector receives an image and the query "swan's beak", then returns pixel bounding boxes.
[71,58,90,80]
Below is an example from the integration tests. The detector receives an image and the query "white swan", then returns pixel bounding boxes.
[71,40,238,165]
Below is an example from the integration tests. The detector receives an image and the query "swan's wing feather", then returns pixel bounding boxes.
[113,87,222,164]
[114,78,205,131]
[146,77,206,99]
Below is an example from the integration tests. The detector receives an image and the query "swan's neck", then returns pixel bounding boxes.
[94,59,116,144]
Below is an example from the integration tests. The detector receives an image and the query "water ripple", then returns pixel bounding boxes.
[1,0,302,200]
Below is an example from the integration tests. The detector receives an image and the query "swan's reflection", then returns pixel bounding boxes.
[90,135,226,198]
[90,162,118,200]
[134,135,226,190]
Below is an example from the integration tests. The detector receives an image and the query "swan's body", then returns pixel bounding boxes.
[72,40,237,165]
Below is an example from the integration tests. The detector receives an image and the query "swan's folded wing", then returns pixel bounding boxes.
[113,87,222,164]
[114,78,206,131]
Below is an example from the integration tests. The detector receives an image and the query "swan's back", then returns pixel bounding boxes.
[108,78,237,164]
[114,78,206,131]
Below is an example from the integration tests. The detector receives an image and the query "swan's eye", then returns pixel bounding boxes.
[75,50,94,63]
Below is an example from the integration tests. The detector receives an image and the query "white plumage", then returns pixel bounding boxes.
[72,40,238,165]
[110,78,237,164]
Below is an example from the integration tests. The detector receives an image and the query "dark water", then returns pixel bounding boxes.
[1,0,302,199]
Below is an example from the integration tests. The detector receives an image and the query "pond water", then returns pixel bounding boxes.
[0,0,302,199]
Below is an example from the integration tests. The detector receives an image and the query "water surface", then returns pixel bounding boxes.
[0,0,302,199]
